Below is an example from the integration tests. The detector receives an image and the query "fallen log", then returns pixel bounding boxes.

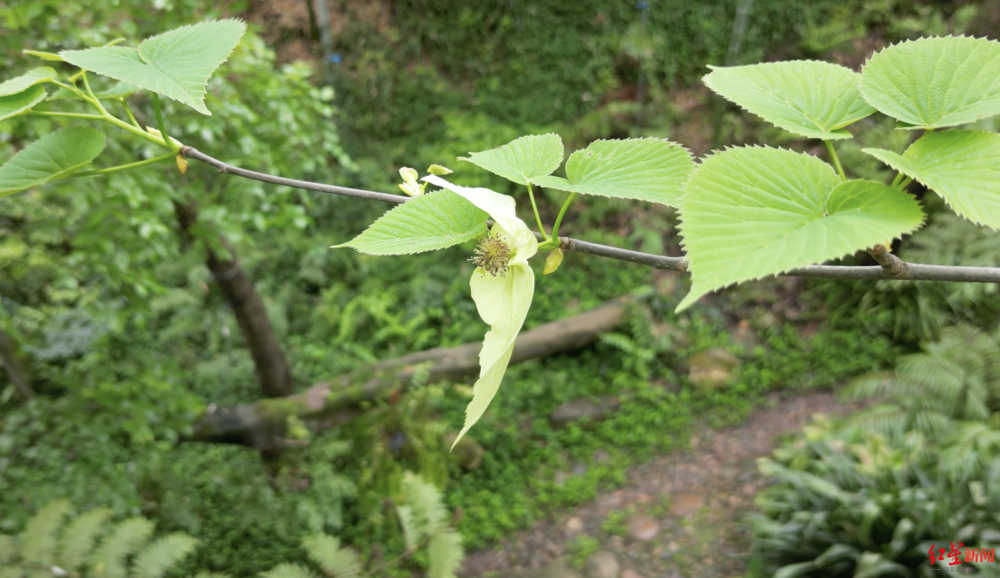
[186,297,629,449]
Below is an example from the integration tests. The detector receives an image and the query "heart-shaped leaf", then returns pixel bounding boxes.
[704,61,875,139]
[459,134,563,185]
[860,36,1000,129]
[0,67,57,97]
[0,127,106,197]
[863,130,1000,229]
[333,189,488,255]
[0,85,47,122]
[677,147,924,311]
[61,20,246,115]
[530,138,694,206]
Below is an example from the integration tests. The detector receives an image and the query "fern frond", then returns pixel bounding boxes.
[844,405,908,441]
[189,573,232,578]
[302,534,361,578]
[939,422,1000,480]
[21,500,71,566]
[911,410,953,440]
[131,534,199,578]
[395,505,420,551]
[599,332,638,356]
[59,507,112,573]
[401,472,448,536]
[90,517,155,578]
[843,372,907,401]
[259,563,320,578]
[427,532,463,578]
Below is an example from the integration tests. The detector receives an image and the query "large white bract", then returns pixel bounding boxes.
[423,176,537,446]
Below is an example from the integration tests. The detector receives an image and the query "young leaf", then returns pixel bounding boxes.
[332,189,487,255]
[863,130,1000,230]
[459,134,563,185]
[703,61,875,139]
[0,85,47,122]
[530,138,693,206]
[23,50,65,62]
[677,147,924,311]
[0,127,106,197]
[0,67,57,96]
[61,20,246,115]
[860,36,1000,129]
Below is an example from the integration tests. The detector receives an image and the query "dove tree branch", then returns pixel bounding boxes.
[180,146,1000,286]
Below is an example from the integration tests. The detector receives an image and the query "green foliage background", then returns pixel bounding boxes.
[0,0,995,575]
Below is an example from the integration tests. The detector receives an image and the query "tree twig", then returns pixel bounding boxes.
[180,147,1000,285]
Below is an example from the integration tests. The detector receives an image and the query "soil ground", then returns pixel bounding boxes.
[458,390,866,578]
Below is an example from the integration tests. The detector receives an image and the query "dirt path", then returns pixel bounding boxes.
[458,391,865,578]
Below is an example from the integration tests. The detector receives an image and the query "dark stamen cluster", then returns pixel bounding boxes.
[470,235,512,277]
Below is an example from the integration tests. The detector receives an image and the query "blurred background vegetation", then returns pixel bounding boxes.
[2,0,1000,576]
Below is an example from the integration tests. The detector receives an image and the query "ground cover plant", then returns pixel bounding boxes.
[5,5,1000,576]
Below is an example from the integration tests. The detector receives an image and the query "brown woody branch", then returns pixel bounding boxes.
[180,146,1000,286]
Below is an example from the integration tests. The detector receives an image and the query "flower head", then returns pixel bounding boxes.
[470,234,512,276]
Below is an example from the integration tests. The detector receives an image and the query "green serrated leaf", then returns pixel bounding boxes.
[863,131,1000,229]
[703,61,875,139]
[860,36,1000,128]
[0,85,47,122]
[61,20,246,115]
[677,147,924,311]
[0,127,106,197]
[332,189,487,255]
[530,138,693,206]
[459,134,563,185]
[0,67,57,97]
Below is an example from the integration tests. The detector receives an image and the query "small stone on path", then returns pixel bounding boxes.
[626,514,659,541]
[585,551,620,578]
[565,516,585,535]
[669,493,705,517]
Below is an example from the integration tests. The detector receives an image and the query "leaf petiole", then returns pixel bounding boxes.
[56,151,177,179]
[151,93,179,153]
[120,99,141,129]
[890,171,904,188]
[525,182,549,241]
[824,140,847,182]
[26,111,104,121]
[550,192,576,240]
